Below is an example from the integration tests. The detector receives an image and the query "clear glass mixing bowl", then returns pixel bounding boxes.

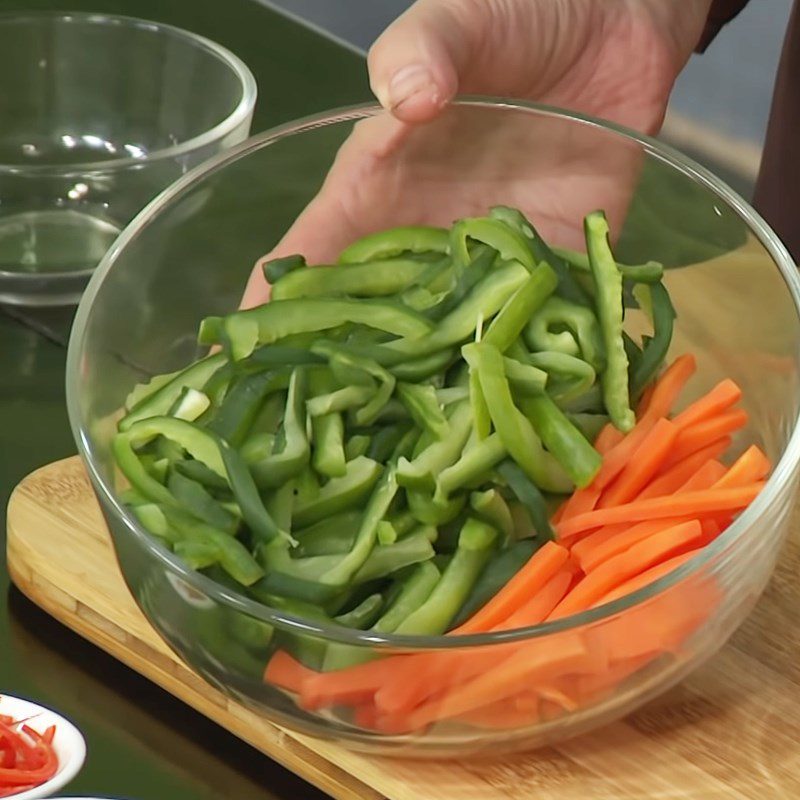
[67,100,800,756]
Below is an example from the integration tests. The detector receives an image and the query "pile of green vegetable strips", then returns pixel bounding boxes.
[114,206,674,670]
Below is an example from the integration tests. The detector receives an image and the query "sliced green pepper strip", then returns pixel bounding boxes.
[552,245,664,284]
[585,210,635,431]
[463,342,572,494]
[207,369,287,448]
[262,253,306,284]
[488,205,591,306]
[344,434,371,461]
[320,467,398,586]
[450,218,535,271]
[630,282,676,398]
[381,262,529,361]
[469,488,515,542]
[120,353,226,431]
[167,387,210,422]
[162,506,265,586]
[498,460,555,543]
[449,539,539,628]
[173,459,230,493]
[308,370,346,479]
[407,488,465,525]
[167,471,239,534]
[568,412,610,443]
[469,366,492,440]
[352,530,435,584]
[528,351,596,405]
[250,368,310,489]
[240,432,274,465]
[434,433,506,504]
[376,520,398,546]
[483,264,559,352]
[393,517,498,635]
[215,298,433,361]
[174,540,220,570]
[248,345,324,368]
[427,246,496,321]
[374,561,441,634]
[292,456,382,527]
[264,479,295,536]
[390,348,456,381]
[396,401,473,490]
[333,594,384,630]
[366,421,414,463]
[306,385,375,417]
[520,394,602,488]
[272,258,431,300]
[524,296,605,372]
[322,561,441,670]
[292,511,361,557]
[338,226,450,264]
[396,382,448,440]
[115,417,285,543]
[504,357,548,396]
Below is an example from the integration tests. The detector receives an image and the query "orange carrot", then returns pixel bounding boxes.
[671,378,742,431]
[404,634,595,729]
[456,697,539,730]
[557,483,764,540]
[595,423,625,454]
[264,651,318,694]
[592,549,702,606]
[713,444,771,489]
[598,418,678,508]
[558,486,602,522]
[575,654,655,700]
[574,518,693,574]
[676,459,727,492]
[661,408,749,469]
[550,520,704,618]
[453,541,569,634]
[644,354,697,419]
[636,438,730,500]
[374,569,573,716]
[637,381,656,416]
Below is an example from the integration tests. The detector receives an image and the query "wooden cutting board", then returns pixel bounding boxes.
[7,456,800,799]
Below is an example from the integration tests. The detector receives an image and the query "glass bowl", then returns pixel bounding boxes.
[66,100,800,757]
[0,12,256,306]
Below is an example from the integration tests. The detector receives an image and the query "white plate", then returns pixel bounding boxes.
[0,695,86,800]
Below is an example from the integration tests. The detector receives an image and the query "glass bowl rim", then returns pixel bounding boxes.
[0,10,257,175]
[67,97,800,650]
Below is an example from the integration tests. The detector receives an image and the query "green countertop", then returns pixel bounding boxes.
[0,2,368,798]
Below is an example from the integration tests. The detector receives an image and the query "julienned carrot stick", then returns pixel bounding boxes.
[636,438,730,500]
[599,418,678,508]
[595,424,625,455]
[644,354,697,419]
[374,570,573,715]
[593,549,702,606]
[264,650,318,693]
[457,698,539,729]
[588,354,694,487]
[671,378,742,431]
[557,483,764,540]
[677,459,727,492]
[637,382,656,416]
[713,444,771,488]
[299,654,407,710]
[558,486,602,522]
[574,518,692,573]
[550,520,704,618]
[453,541,569,634]
[661,409,749,469]
[575,654,655,699]
[404,634,595,729]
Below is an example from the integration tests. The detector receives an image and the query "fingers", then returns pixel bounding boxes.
[368,0,478,123]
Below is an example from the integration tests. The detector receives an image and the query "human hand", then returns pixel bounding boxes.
[243,0,712,307]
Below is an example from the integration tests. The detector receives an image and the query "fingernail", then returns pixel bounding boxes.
[384,64,436,110]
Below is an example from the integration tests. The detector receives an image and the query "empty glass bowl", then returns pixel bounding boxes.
[0,12,256,306]
[67,100,800,756]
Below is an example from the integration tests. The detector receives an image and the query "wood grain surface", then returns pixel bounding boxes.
[7,456,800,799]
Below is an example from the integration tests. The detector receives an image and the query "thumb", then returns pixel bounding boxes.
[368,0,476,123]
